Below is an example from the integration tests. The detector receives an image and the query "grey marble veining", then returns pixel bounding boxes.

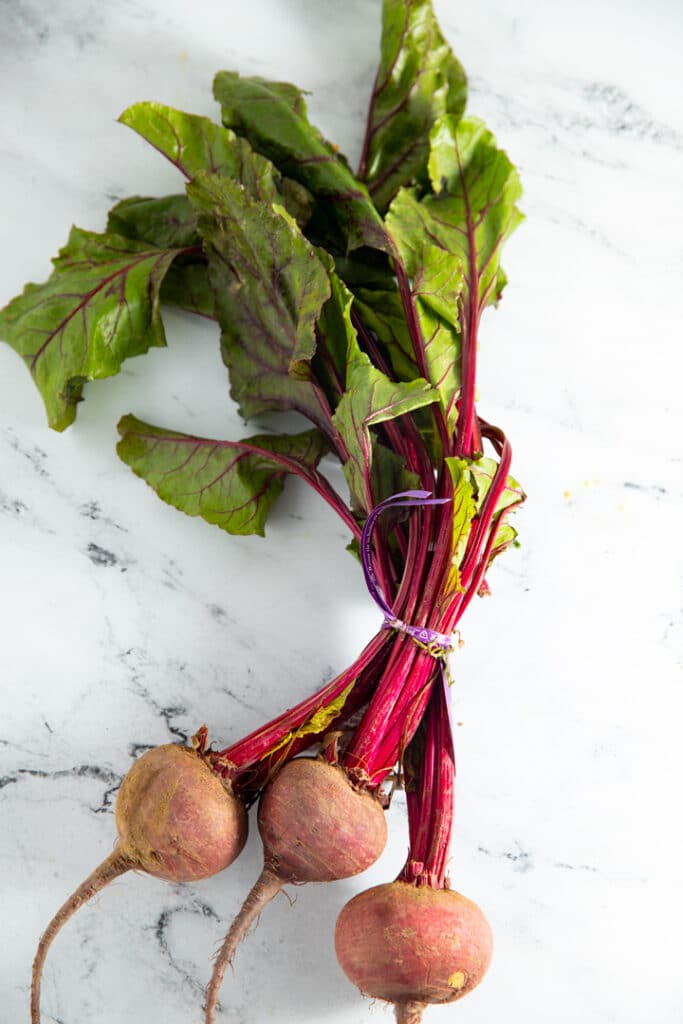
[1,1,682,1022]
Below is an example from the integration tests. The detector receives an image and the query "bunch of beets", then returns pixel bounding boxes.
[0,1,526,1021]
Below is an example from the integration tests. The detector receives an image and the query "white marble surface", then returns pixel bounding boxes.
[1,1,682,1021]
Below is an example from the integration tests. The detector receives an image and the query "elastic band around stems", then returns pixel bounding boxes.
[360,491,454,657]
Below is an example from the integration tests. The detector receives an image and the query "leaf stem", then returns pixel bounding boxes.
[453,139,480,459]
[393,255,452,457]
[213,629,391,775]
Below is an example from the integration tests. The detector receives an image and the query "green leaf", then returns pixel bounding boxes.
[106,195,215,319]
[312,266,356,411]
[213,71,387,253]
[383,118,521,435]
[328,252,395,292]
[444,454,524,592]
[386,194,465,425]
[353,285,417,383]
[469,456,525,514]
[332,332,437,512]
[489,520,518,558]
[107,194,199,249]
[117,414,328,537]
[0,228,185,430]
[268,680,355,755]
[120,102,280,192]
[186,172,333,430]
[160,261,216,319]
[425,116,523,312]
[119,102,313,225]
[371,438,421,505]
[362,0,467,212]
[444,457,477,593]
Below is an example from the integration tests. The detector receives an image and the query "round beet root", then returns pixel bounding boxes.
[258,756,388,881]
[335,881,493,1017]
[116,743,247,881]
[32,741,247,1024]
[204,757,387,1023]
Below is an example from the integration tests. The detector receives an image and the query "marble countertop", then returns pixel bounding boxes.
[1,1,681,1021]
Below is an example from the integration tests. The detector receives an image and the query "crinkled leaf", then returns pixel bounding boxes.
[186,172,332,429]
[119,101,313,224]
[470,456,525,514]
[426,116,523,312]
[408,243,463,429]
[387,195,465,424]
[107,194,199,249]
[332,332,437,512]
[117,414,328,537]
[160,261,216,319]
[0,228,185,430]
[371,438,421,505]
[353,286,417,382]
[362,0,467,211]
[106,195,215,319]
[345,440,421,563]
[490,520,518,556]
[213,71,387,253]
[333,252,395,291]
[312,266,356,411]
[120,101,280,193]
[444,457,477,593]
[444,454,524,592]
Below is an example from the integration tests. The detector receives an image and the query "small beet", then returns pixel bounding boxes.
[204,756,387,1023]
[334,881,493,1022]
[31,741,247,1024]
[257,756,387,882]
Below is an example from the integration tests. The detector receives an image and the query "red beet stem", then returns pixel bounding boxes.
[453,192,481,460]
[343,424,517,791]
[400,681,455,889]
[31,851,132,1024]
[213,629,390,775]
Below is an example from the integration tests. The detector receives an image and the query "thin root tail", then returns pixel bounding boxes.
[204,865,283,1024]
[395,1001,427,1024]
[30,850,131,1024]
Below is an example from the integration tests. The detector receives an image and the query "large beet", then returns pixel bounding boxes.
[32,741,247,1024]
[335,881,493,1021]
[204,756,387,1022]
[115,743,246,880]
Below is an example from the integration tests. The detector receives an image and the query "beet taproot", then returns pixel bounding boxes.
[334,881,493,1022]
[204,756,387,1022]
[31,741,247,1024]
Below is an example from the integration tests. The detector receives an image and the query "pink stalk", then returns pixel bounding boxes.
[342,424,517,789]
[453,146,481,460]
[212,629,390,776]
[400,680,455,889]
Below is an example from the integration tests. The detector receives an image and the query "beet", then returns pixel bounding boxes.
[334,881,493,1022]
[204,756,387,1022]
[31,741,247,1024]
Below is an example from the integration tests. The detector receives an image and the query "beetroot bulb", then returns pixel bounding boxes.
[30,621,392,1024]
[31,630,392,1024]
[31,734,247,1024]
[335,682,493,1023]
[335,883,493,1022]
[204,754,388,1023]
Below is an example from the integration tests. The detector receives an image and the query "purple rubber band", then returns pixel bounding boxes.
[360,490,454,655]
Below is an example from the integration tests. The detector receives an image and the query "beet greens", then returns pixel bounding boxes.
[1,1,526,1021]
